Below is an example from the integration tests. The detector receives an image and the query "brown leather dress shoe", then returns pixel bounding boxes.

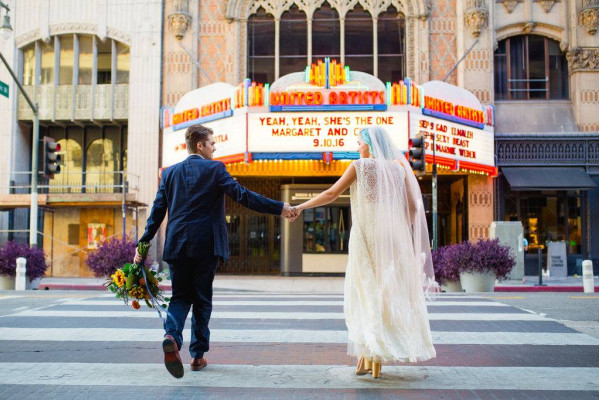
[190,357,207,371]
[162,335,184,379]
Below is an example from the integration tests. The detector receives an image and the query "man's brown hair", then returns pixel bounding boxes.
[186,125,213,154]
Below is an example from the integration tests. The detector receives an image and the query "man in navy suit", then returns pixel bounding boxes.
[135,124,297,378]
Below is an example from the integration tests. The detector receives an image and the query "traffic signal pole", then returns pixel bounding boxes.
[0,50,40,247]
[432,132,438,251]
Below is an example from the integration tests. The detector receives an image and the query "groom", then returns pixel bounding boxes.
[135,124,297,378]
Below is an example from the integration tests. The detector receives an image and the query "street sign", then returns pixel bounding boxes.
[0,80,8,98]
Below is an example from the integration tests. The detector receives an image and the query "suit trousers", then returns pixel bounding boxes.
[165,254,219,359]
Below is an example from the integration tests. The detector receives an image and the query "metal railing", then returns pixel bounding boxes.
[508,77,549,92]
[1,171,139,195]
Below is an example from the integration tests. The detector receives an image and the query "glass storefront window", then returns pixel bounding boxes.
[248,8,275,84]
[22,44,35,86]
[59,35,74,85]
[505,192,582,255]
[303,206,350,253]
[312,3,340,62]
[345,5,373,75]
[377,7,405,83]
[78,35,93,85]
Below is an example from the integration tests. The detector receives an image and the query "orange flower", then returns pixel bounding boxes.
[131,300,141,309]
[139,278,146,286]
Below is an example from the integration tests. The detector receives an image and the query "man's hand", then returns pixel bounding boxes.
[281,203,299,220]
[133,248,143,264]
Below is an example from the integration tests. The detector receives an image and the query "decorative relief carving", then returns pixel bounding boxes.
[106,27,131,45]
[15,29,41,47]
[567,47,599,71]
[580,90,599,104]
[579,0,599,35]
[498,0,521,13]
[534,0,558,13]
[496,138,599,166]
[168,12,192,40]
[49,23,97,36]
[522,21,536,33]
[464,0,488,38]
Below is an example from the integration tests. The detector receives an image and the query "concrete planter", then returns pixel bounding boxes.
[0,276,15,290]
[459,271,496,292]
[26,277,42,290]
[443,280,463,292]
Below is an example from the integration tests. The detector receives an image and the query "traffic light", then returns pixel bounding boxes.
[43,136,61,179]
[409,134,426,175]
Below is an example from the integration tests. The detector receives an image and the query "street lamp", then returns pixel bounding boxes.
[0,2,11,40]
[0,1,41,248]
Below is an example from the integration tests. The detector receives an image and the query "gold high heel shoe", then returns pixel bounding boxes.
[371,360,382,378]
[355,357,372,375]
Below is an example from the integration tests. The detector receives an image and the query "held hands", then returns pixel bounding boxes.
[281,203,302,222]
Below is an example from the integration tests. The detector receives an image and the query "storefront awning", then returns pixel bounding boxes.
[502,168,597,191]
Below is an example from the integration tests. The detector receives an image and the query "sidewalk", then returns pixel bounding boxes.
[35,274,598,293]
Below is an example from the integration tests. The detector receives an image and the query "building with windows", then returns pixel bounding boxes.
[0,0,162,276]
[161,0,599,275]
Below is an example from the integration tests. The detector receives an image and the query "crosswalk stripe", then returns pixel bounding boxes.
[0,327,595,345]
[4,310,544,321]
[0,362,596,391]
[60,300,507,307]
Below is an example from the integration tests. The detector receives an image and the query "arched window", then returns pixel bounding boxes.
[494,35,568,100]
[280,5,307,77]
[377,6,405,83]
[248,8,275,84]
[312,2,340,63]
[345,5,373,75]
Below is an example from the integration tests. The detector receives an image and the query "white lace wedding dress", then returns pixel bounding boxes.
[344,157,437,363]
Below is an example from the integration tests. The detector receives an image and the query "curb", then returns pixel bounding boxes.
[38,283,598,293]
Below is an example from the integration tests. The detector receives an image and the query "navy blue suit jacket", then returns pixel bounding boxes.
[139,155,284,262]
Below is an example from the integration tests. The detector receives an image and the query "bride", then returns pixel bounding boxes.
[291,126,438,378]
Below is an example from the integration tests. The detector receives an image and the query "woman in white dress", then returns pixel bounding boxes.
[291,126,438,378]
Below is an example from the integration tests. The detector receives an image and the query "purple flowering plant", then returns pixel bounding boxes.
[433,241,474,284]
[85,236,137,278]
[0,241,48,279]
[469,238,516,281]
[436,238,516,283]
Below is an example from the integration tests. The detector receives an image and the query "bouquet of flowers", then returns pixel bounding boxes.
[105,242,170,310]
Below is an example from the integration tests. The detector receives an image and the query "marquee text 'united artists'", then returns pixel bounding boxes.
[269,90,386,106]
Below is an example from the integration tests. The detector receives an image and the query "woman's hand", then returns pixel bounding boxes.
[289,206,302,222]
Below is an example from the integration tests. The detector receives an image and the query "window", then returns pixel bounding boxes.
[116,42,129,84]
[97,39,112,84]
[345,5,373,75]
[78,35,93,85]
[40,40,54,85]
[303,206,350,254]
[22,44,35,86]
[312,3,340,62]
[494,35,569,100]
[21,35,130,87]
[378,7,405,83]
[248,8,275,84]
[280,6,307,77]
[59,35,74,85]
[247,2,405,83]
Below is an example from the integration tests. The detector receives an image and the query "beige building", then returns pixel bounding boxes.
[0,0,162,276]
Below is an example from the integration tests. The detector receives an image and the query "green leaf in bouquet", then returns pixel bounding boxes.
[164,297,170,302]
[157,277,163,282]
[161,304,167,309]
[144,298,153,308]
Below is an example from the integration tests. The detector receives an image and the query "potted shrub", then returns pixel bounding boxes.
[459,238,516,292]
[0,241,49,290]
[86,236,137,277]
[432,245,462,292]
